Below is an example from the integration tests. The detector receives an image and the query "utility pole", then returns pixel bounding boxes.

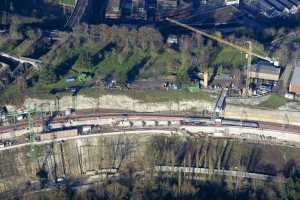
[203,66,209,89]
[55,96,60,113]
[28,110,36,161]
[97,80,101,113]
[72,93,77,112]
[283,113,289,130]
[11,110,17,139]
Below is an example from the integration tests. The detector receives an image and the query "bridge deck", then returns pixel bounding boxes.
[0,52,41,68]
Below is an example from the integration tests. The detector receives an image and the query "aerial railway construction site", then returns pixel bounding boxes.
[3,1,300,198]
[1,0,300,152]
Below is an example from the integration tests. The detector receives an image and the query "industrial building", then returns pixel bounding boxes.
[249,63,281,81]
[157,0,177,11]
[131,0,147,19]
[105,0,122,19]
[289,59,300,95]
[244,0,300,17]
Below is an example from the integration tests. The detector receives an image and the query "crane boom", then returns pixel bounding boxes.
[166,18,274,63]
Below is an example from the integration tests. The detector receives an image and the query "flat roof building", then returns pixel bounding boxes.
[289,59,300,95]
[249,63,281,81]
[244,0,300,17]
[225,0,240,5]
[105,0,121,19]
[157,0,177,11]
[131,0,146,19]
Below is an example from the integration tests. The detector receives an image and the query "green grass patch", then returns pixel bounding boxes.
[79,87,215,103]
[60,0,76,6]
[212,41,268,69]
[213,46,246,68]
[0,85,25,106]
[94,49,148,81]
[258,95,287,109]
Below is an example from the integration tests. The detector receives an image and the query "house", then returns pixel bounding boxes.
[249,62,281,81]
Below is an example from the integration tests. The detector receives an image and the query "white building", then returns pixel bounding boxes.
[225,0,240,6]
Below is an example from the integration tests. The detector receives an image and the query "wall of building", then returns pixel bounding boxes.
[249,72,279,81]
[290,84,300,95]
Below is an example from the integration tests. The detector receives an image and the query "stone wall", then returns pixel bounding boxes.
[226,95,271,106]
[6,94,216,113]
[224,105,300,125]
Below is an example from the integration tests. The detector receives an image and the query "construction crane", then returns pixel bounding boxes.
[166,18,279,95]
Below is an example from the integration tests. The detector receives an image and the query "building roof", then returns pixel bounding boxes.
[250,63,281,75]
[290,59,300,86]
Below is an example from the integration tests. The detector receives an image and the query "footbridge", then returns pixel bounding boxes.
[64,0,88,29]
[155,166,282,182]
[0,51,41,69]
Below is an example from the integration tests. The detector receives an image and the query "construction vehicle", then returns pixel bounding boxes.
[166,18,279,95]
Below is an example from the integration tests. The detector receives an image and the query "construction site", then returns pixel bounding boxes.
[1,0,300,198]
[0,0,300,149]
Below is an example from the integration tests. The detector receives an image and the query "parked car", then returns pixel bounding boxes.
[66,76,76,83]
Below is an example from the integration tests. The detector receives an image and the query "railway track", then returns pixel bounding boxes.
[0,112,299,134]
[0,112,184,133]
[259,121,300,133]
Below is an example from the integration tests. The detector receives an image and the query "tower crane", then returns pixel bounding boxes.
[166,18,279,95]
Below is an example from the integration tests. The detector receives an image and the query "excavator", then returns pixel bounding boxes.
[166,18,279,95]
